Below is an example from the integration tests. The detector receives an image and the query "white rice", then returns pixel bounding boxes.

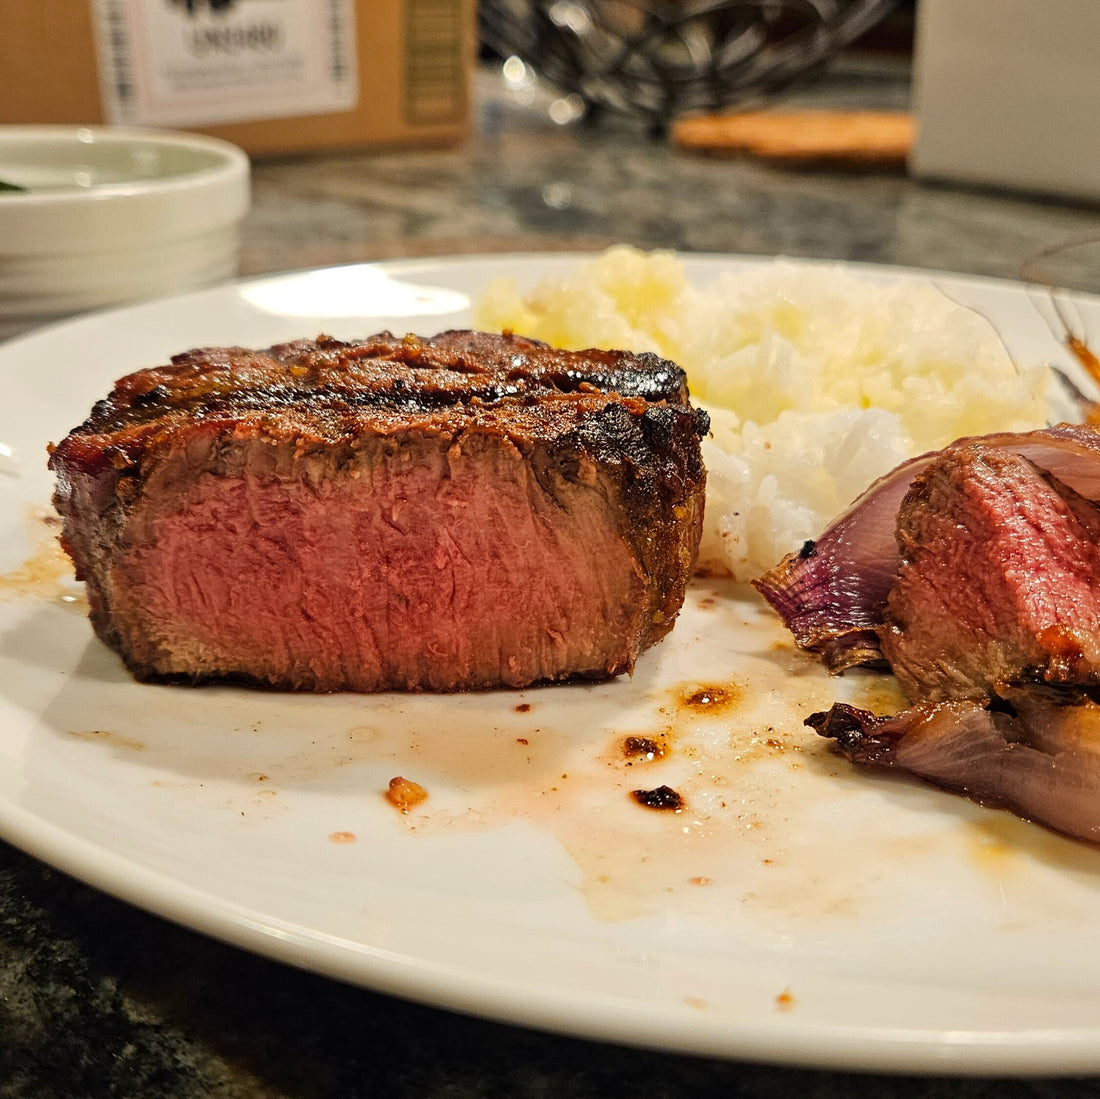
[474,246,1053,580]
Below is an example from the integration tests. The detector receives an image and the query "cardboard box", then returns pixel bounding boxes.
[0,0,473,156]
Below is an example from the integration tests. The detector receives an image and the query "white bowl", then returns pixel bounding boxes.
[0,126,251,339]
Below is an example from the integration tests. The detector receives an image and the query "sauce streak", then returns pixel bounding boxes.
[70,729,144,752]
[0,509,77,603]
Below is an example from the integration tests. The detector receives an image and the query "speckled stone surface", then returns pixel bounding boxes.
[4,57,1100,1098]
[240,60,1100,290]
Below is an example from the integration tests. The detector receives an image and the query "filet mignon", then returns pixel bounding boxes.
[49,330,709,692]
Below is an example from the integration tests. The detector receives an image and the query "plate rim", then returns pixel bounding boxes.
[3,247,1095,353]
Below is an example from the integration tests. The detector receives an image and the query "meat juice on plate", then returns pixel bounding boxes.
[0,508,83,607]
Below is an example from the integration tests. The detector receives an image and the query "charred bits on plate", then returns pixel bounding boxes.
[622,733,668,764]
[631,785,685,812]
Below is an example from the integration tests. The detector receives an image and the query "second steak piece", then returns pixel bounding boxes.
[49,331,709,692]
[881,444,1100,701]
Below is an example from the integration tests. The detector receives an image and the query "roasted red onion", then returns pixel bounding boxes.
[809,690,1100,843]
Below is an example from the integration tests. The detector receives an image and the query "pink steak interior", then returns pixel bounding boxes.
[107,432,649,691]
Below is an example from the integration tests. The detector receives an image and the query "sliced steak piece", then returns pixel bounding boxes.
[754,424,1100,677]
[49,330,709,692]
[759,425,1100,839]
[881,446,1100,701]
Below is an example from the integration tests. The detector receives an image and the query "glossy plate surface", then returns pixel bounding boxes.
[2,255,1099,1075]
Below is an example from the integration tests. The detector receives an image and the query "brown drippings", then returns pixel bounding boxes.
[775,987,795,1012]
[515,703,532,713]
[631,785,684,812]
[678,684,740,714]
[70,729,144,752]
[386,775,428,813]
[622,734,666,762]
[0,509,77,602]
[328,831,357,844]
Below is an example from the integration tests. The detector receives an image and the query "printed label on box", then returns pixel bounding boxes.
[91,0,358,128]
[403,0,466,125]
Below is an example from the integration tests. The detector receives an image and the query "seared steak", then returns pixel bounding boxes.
[49,330,709,692]
[882,445,1100,701]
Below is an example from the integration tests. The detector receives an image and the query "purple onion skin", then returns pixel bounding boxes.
[810,689,1100,844]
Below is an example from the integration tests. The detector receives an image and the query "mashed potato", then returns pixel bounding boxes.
[475,246,1052,580]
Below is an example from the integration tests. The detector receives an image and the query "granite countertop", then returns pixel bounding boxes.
[5,58,1100,1099]
[241,60,1100,287]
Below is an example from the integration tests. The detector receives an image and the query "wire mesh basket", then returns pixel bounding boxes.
[479,0,898,125]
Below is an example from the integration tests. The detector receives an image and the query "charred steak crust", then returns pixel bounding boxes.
[50,331,709,692]
[64,331,692,452]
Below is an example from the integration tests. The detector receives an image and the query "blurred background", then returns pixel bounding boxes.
[2,0,1098,322]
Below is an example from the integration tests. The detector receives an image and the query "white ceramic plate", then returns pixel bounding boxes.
[3,255,1100,1076]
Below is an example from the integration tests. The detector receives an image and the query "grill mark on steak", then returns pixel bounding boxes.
[68,331,690,442]
[49,330,708,693]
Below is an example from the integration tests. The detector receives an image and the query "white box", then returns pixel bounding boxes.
[911,0,1100,204]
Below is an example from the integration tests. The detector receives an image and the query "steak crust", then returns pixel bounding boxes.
[49,331,709,692]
